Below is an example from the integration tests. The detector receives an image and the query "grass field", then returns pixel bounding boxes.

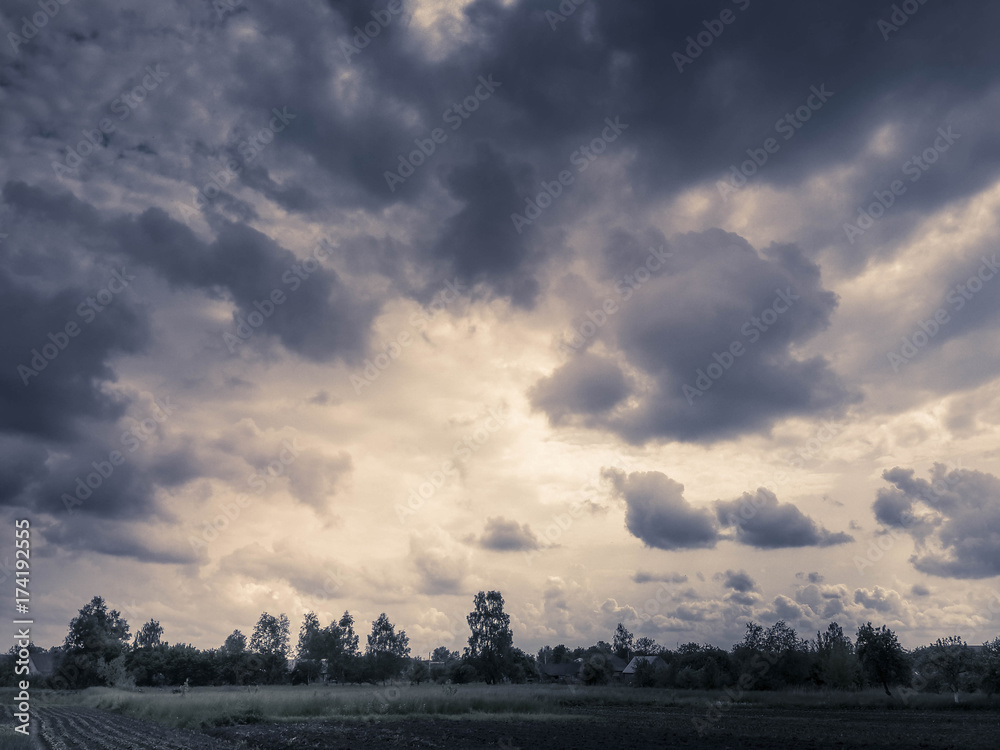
[16,683,999,731]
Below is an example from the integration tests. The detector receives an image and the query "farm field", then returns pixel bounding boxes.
[2,685,998,749]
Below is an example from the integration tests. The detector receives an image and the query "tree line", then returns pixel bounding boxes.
[3,591,999,697]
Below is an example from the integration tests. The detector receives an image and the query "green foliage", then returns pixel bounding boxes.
[465,591,514,684]
[60,596,131,688]
[249,613,290,659]
[408,659,431,684]
[813,623,860,690]
[978,637,1000,696]
[133,619,163,649]
[96,654,135,690]
[634,637,660,656]
[613,623,634,660]
[856,622,910,696]
[365,613,410,683]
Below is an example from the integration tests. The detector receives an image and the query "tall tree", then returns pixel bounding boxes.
[928,635,971,695]
[338,611,360,657]
[856,622,910,696]
[249,612,290,683]
[62,596,132,688]
[133,619,164,649]
[432,646,458,663]
[613,622,634,660]
[249,612,290,658]
[297,612,322,659]
[222,629,247,655]
[814,622,859,690]
[366,613,410,683]
[465,590,514,684]
[634,637,660,656]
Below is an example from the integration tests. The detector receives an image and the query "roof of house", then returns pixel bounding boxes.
[29,653,56,676]
[622,655,665,674]
[538,662,581,677]
[607,655,629,672]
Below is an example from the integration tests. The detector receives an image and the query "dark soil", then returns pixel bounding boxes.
[203,705,1000,749]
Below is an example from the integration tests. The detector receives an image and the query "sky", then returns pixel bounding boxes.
[2,0,1000,659]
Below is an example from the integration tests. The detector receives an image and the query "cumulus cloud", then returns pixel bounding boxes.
[716,488,854,548]
[529,353,631,425]
[533,230,856,443]
[720,569,759,593]
[478,516,540,551]
[603,468,718,550]
[875,464,1000,579]
[854,586,907,616]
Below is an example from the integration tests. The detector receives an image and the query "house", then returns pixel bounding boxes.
[607,655,628,680]
[537,661,582,683]
[28,651,56,678]
[622,655,667,684]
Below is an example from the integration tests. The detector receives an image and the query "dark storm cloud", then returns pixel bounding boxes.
[2,181,378,362]
[428,143,542,307]
[271,0,1000,269]
[533,229,856,443]
[42,516,198,565]
[0,263,148,442]
[875,464,1000,579]
[716,488,854,548]
[529,352,630,425]
[478,516,541,552]
[603,468,718,551]
[0,221,182,527]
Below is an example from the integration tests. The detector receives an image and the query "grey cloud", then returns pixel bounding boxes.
[529,353,630,425]
[717,488,854,548]
[876,464,1000,579]
[603,468,718,551]
[2,182,378,363]
[479,516,540,552]
[720,569,759,593]
[532,230,856,443]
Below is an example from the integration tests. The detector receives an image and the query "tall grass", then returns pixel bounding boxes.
[30,683,1000,730]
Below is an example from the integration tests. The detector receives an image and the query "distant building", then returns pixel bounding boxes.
[537,661,582,683]
[622,655,667,684]
[29,651,56,678]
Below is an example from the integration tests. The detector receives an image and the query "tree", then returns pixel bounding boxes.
[408,659,430,684]
[613,623,634,660]
[297,612,322,659]
[465,590,514,684]
[249,612,290,658]
[336,610,361,682]
[222,630,247,655]
[338,611,360,657]
[217,630,249,684]
[133,619,164,649]
[432,646,459,663]
[978,637,1000,697]
[925,635,971,695]
[366,613,410,683]
[856,622,910,696]
[65,596,131,653]
[249,612,290,683]
[62,596,131,687]
[814,622,859,690]
[581,653,613,685]
[634,637,660,656]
